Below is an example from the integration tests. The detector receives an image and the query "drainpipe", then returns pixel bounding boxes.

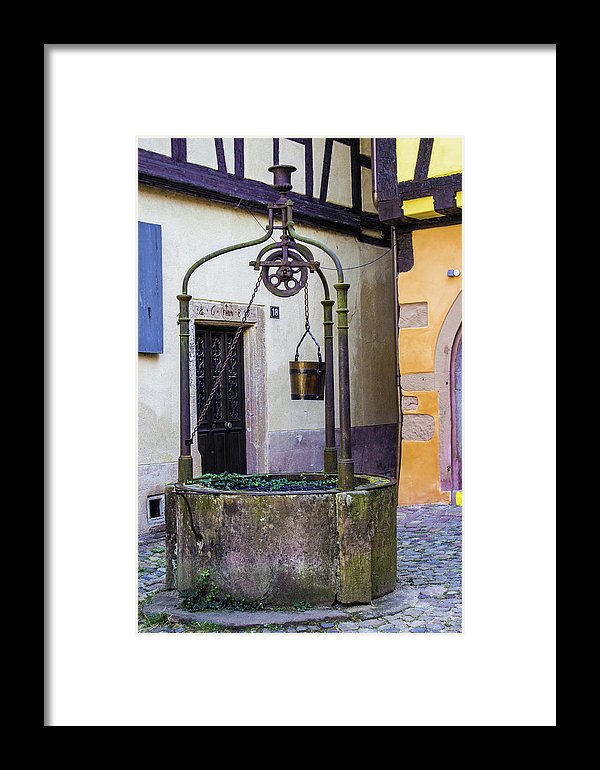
[371,138,379,211]
[390,227,403,485]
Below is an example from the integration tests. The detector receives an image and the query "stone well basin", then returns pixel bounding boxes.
[165,473,397,606]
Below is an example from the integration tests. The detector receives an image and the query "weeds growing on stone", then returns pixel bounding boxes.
[141,612,169,628]
[180,569,267,612]
[179,569,316,614]
[187,472,339,493]
[292,601,313,612]
[186,621,228,633]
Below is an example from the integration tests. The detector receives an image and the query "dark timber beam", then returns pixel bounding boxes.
[139,149,385,239]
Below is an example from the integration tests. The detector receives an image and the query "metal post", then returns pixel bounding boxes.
[177,293,193,482]
[335,282,355,490]
[321,298,337,472]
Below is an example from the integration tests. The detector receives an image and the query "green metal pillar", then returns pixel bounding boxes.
[321,298,337,473]
[334,282,355,490]
[177,293,193,483]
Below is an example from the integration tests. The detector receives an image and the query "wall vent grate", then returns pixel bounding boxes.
[146,494,165,525]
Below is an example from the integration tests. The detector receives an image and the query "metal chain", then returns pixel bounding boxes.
[294,277,322,362]
[188,272,263,446]
[304,282,310,331]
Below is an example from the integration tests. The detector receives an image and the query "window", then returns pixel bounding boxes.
[146,494,165,525]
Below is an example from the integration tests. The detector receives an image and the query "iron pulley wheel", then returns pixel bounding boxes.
[260,249,311,297]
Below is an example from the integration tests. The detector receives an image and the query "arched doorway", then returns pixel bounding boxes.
[450,326,462,500]
[433,291,461,498]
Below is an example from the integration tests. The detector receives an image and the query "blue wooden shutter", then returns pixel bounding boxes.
[138,222,163,353]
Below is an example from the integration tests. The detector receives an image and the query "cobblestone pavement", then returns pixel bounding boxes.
[139,504,462,633]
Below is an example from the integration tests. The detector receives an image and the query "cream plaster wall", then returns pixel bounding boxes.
[244,138,275,186]
[328,142,353,208]
[138,186,397,469]
[242,137,353,202]
[138,137,171,156]
[185,137,218,169]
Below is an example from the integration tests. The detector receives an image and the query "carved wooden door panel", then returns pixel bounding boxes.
[195,326,247,474]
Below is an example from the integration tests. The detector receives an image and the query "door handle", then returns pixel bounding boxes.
[225,422,233,429]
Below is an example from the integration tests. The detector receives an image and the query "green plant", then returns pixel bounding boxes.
[292,600,313,612]
[187,621,226,633]
[141,611,169,628]
[179,569,266,613]
[187,472,339,493]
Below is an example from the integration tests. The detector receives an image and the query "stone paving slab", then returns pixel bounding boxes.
[339,586,421,619]
[138,503,462,633]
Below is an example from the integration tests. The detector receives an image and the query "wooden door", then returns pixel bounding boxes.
[195,326,247,474]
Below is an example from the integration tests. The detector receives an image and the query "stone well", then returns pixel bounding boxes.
[165,474,397,606]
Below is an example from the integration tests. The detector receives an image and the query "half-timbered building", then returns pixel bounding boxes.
[374,138,462,505]
[137,136,462,531]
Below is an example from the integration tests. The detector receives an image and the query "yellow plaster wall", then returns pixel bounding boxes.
[395,137,462,183]
[397,224,462,504]
[396,138,421,182]
[428,138,462,178]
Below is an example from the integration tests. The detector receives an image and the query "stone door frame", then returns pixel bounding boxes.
[450,325,462,498]
[434,291,462,494]
[188,298,267,476]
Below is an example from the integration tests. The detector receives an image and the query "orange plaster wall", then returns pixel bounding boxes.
[399,224,462,374]
[398,390,451,505]
[397,224,462,504]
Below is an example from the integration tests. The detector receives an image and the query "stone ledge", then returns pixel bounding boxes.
[141,584,421,629]
[142,591,348,628]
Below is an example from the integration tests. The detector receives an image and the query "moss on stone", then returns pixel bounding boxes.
[170,479,397,605]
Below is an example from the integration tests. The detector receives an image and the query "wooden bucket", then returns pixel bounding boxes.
[289,358,326,400]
